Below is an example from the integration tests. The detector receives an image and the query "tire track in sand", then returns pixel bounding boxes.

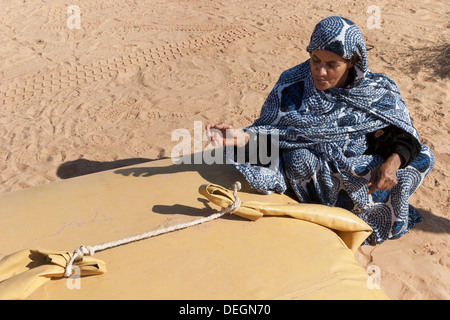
[0,27,256,107]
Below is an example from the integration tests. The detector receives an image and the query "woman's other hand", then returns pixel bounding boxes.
[367,153,403,194]
[205,123,249,147]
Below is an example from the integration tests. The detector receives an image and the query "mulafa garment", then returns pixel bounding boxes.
[236,125,421,169]
[228,16,434,245]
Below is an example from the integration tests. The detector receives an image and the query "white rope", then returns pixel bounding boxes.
[64,181,242,277]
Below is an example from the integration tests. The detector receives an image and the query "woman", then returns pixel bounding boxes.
[206,16,434,245]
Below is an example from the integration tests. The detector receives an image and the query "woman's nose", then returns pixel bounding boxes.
[316,65,327,76]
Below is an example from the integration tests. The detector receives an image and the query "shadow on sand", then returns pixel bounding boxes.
[56,157,158,179]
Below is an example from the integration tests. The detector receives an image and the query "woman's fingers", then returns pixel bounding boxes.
[367,165,398,194]
[368,177,390,194]
[367,167,379,194]
[206,123,232,129]
[214,123,233,130]
[205,123,235,145]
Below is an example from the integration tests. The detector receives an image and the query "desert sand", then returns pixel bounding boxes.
[0,0,448,299]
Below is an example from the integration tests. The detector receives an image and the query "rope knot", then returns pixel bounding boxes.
[222,181,242,214]
[78,245,95,256]
[64,245,95,277]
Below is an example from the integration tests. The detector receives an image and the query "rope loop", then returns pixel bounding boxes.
[64,245,95,277]
[223,181,241,214]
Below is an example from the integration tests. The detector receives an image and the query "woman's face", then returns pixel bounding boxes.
[310,50,355,90]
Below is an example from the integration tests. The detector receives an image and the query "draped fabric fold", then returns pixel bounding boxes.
[199,183,372,252]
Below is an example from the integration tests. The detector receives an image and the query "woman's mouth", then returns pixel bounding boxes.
[314,78,331,90]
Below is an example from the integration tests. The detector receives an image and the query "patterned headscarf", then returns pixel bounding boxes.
[306,16,369,80]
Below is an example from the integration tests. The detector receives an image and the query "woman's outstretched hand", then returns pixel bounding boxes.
[367,153,403,194]
[205,123,250,147]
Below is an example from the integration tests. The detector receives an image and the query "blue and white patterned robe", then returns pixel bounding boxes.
[231,16,434,245]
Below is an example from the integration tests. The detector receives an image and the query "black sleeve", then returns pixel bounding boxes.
[365,125,421,169]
